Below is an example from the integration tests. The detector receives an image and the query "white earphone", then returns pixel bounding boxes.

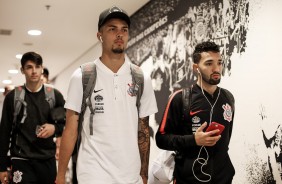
[99,36,103,43]
[197,68,200,73]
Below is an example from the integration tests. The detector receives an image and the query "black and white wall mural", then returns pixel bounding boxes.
[127,0,249,126]
[126,0,282,183]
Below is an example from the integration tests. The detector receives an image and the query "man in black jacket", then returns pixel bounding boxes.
[156,41,235,184]
[0,52,65,184]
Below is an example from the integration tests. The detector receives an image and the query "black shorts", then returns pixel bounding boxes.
[10,157,56,184]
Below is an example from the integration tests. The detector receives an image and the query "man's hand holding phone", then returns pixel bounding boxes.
[206,122,225,136]
[36,123,55,138]
[194,122,224,146]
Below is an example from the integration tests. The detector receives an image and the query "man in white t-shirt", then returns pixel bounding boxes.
[56,6,158,184]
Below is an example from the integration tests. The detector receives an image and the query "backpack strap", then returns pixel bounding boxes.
[182,86,192,123]
[13,86,27,124]
[74,62,96,157]
[44,84,55,109]
[130,63,144,131]
[79,62,97,139]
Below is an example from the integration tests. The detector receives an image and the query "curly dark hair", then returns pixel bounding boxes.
[192,41,220,64]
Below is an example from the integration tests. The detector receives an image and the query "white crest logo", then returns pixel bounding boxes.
[222,103,232,122]
[13,170,23,183]
[192,116,200,124]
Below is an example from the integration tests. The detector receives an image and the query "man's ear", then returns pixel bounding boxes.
[97,33,102,42]
[20,67,24,74]
[193,64,198,73]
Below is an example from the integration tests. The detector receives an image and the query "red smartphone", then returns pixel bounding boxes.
[206,122,225,136]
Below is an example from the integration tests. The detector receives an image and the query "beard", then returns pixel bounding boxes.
[112,47,124,54]
[202,73,221,85]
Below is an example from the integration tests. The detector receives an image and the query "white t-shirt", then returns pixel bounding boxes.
[65,58,158,184]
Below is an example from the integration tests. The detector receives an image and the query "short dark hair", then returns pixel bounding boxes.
[192,41,220,64]
[21,52,43,67]
[43,67,49,78]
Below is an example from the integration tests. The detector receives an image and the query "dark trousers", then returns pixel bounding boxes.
[174,178,233,184]
[11,158,56,184]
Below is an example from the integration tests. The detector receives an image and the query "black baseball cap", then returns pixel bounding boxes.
[98,6,130,30]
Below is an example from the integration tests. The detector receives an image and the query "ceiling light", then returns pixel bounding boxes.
[16,54,22,59]
[28,30,42,36]
[8,69,19,74]
[23,42,33,46]
[2,79,12,84]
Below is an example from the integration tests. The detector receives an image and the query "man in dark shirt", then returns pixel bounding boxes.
[156,41,235,184]
[0,52,65,184]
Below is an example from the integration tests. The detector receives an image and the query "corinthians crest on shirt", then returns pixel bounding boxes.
[222,103,233,122]
[127,82,139,96]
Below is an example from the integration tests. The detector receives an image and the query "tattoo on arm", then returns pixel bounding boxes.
[138,116,150,179]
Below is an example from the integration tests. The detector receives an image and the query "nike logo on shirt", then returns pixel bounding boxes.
[94,89,103,93]
[190,110,203,116]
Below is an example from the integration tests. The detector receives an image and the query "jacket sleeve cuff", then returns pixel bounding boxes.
[54,124,64,137]
[183,134,197,147]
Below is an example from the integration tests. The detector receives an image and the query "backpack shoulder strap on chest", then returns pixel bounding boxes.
[79,62,97,137]
[130,63,144,130]
[130,63,144,111]
[44,84,55,109]
[13,86,27,124]
[182,86,192,122]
